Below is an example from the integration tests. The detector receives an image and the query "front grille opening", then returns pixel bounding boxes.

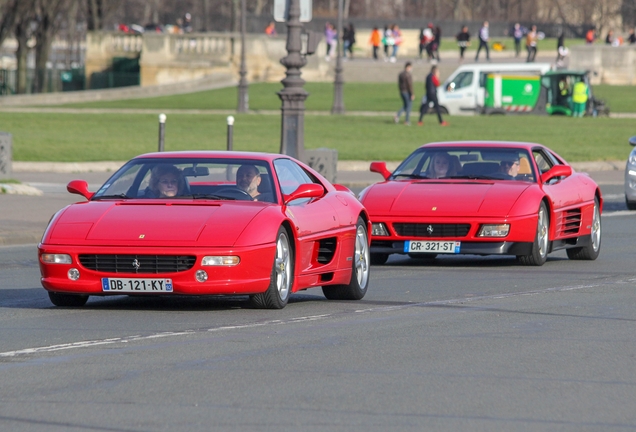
[79,254,196,274]
[393,223,471,238]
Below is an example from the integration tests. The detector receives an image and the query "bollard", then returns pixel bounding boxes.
[158,113,166,152]
[0,132,12,180]
[227,116,234,151]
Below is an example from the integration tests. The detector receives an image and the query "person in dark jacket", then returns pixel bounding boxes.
[418,65,448,126]
[343,23,356,59]
[395,62,414,125]
[456,25,470,62]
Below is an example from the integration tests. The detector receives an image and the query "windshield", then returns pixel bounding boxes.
[391,147,536,182]
[93,158,277,203]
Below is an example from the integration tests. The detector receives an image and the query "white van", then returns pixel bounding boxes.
[437,63,553,115]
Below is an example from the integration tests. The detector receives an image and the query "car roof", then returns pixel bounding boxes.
[449,62,552,74]
[133,151,287,162]
[419,141,543,151]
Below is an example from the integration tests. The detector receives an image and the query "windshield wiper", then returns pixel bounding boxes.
[93,193,129,200]
[191,194,236,200]
[392,174,429,179]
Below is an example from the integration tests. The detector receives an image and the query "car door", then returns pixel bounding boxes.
[441,71,475,114]
[274,159,341,274]
[534,148,582,237]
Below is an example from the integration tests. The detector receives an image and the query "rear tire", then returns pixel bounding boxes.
[250,227,293,309]
[518,202,549,266]
[48,292,89,307]
[567,197,601,260]
[322,218,370,301]
[370,253,389,265]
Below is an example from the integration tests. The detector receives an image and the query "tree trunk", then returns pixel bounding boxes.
[15,20,29,94]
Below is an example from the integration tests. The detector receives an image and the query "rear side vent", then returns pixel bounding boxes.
[317,237,337,264]
[561,208,582,236]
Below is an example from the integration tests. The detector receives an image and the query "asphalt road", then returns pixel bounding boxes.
[0,170,635,431]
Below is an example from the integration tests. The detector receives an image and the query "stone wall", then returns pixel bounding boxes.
[569,45,636,85]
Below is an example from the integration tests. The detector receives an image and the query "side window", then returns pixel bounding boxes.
[533,150,553,174]
[447,72,473,92]
[274,159,314,195]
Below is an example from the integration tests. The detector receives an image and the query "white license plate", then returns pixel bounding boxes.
[404,240,461,254]
[101,278,173,293]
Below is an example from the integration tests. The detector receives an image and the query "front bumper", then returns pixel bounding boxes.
[625,166,636,202]
[38,243,275,296]
[371,240,533,256]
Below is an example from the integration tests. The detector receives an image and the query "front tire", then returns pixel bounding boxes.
[48,292,89,307]
[626,196,636,210]
[567,197,601,260]
[250,227,293,309]
[323,218,370,301]
[518,202,549,266]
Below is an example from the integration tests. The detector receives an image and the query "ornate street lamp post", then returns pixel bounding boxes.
[331,0,345,114]
[278,0,308,159]
[237,0,249,113]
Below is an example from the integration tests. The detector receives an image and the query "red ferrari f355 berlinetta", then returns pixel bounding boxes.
[39,151,371,309]
[359,142,602,266]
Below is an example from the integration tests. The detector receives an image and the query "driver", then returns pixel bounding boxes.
[236,164,263,200]
[500,155,520,178]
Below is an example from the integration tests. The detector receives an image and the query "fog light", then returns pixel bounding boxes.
[67,268,80,280]
[372,223,389,236]
[478,224,510,237]
[42,254,72,264]
[195,270,208,282]
[201,256,240,266]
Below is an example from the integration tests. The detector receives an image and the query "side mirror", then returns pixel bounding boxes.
[283,183,324,205]
[67,180,94,200]
[541,165,572,184]
[629,136,636,146]
[370,161,391,180]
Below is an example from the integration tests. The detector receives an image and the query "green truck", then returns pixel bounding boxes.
[482,70,609,117]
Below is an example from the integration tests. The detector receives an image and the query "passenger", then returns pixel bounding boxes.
[147,164,187,198]
[236,164,272,201]
[500,156,520,178]
[426,152,456,178]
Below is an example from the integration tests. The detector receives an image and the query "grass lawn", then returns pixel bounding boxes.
[3,112,633,163]
[59,82,636,114]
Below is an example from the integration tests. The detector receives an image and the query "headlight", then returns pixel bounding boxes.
[201,256,240,266]
[41,254,72,264]
[478,224,510,237]
[628,149,636,166]
[371,223,389,236]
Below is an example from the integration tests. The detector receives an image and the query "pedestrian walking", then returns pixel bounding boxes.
[432,26,442,62]
[512,23,523,57]
[395,62,414,125]
[418,65,448,127]
[343,23,356,59]
[456,25,470,62]
[585,27,596,44]
[423,23,435,61]
[628,28,636,45]
[526,25,538,62]
[324,22,337,61]
[556,33,568,65]
[382,25,390,59]
[369,27,381,60]
[391,25,402,62]
[475,21,490,61]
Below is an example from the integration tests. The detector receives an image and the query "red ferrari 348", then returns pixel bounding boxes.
[359,142,602,266]
[39,151,371,309]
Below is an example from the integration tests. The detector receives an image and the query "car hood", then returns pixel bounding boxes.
[45,200,268,247]
[362,180,533,217]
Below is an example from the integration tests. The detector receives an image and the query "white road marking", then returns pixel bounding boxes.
[603,210,635,218]
[0,281,617,359]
